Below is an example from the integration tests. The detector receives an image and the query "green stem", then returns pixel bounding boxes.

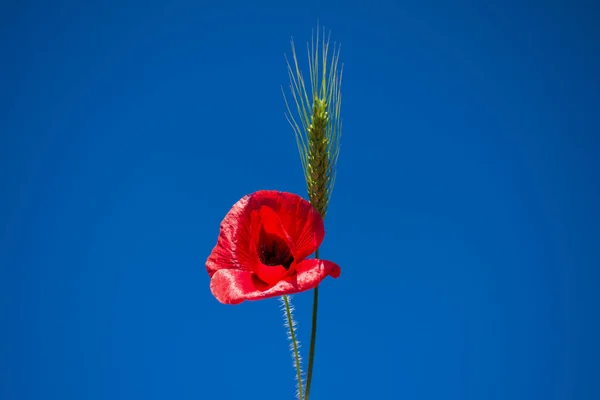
[283,295,303,400]
[304,248,320,400]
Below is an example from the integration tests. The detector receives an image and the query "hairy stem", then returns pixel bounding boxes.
[283,295,303,400]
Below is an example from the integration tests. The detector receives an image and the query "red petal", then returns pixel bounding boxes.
[252,191,324,261]
[259,205,294,251]
[209,269,259,305]
[253,263,290,286]
[206,191,324,277]
[294,258,341,287]
[210,259,340,304]
[206,194,257,277]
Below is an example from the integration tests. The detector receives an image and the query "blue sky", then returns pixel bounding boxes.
[1,1,599,399]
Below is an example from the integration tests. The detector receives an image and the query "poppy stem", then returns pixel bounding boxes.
[283,295,304,400]
[304,249,320,400]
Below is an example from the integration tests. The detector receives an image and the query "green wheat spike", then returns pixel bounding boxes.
[283,24,343,218]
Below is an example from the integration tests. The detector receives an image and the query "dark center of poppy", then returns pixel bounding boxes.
[258,231,294,270]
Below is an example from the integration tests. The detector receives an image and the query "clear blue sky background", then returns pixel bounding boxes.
[1,1,599,399]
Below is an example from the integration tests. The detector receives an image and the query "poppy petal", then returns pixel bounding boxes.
[207,191,325,277]
[259,205,295,252]
[253,263,290,286]
[210,259,340,304]
[263,192,324,261]
[209,269,258,304]
[294,258,341,287]
[206,194,257,277]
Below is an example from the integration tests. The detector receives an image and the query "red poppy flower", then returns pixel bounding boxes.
[206,190,341,304]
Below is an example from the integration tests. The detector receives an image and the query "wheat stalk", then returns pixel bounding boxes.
[281,24,343,400]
